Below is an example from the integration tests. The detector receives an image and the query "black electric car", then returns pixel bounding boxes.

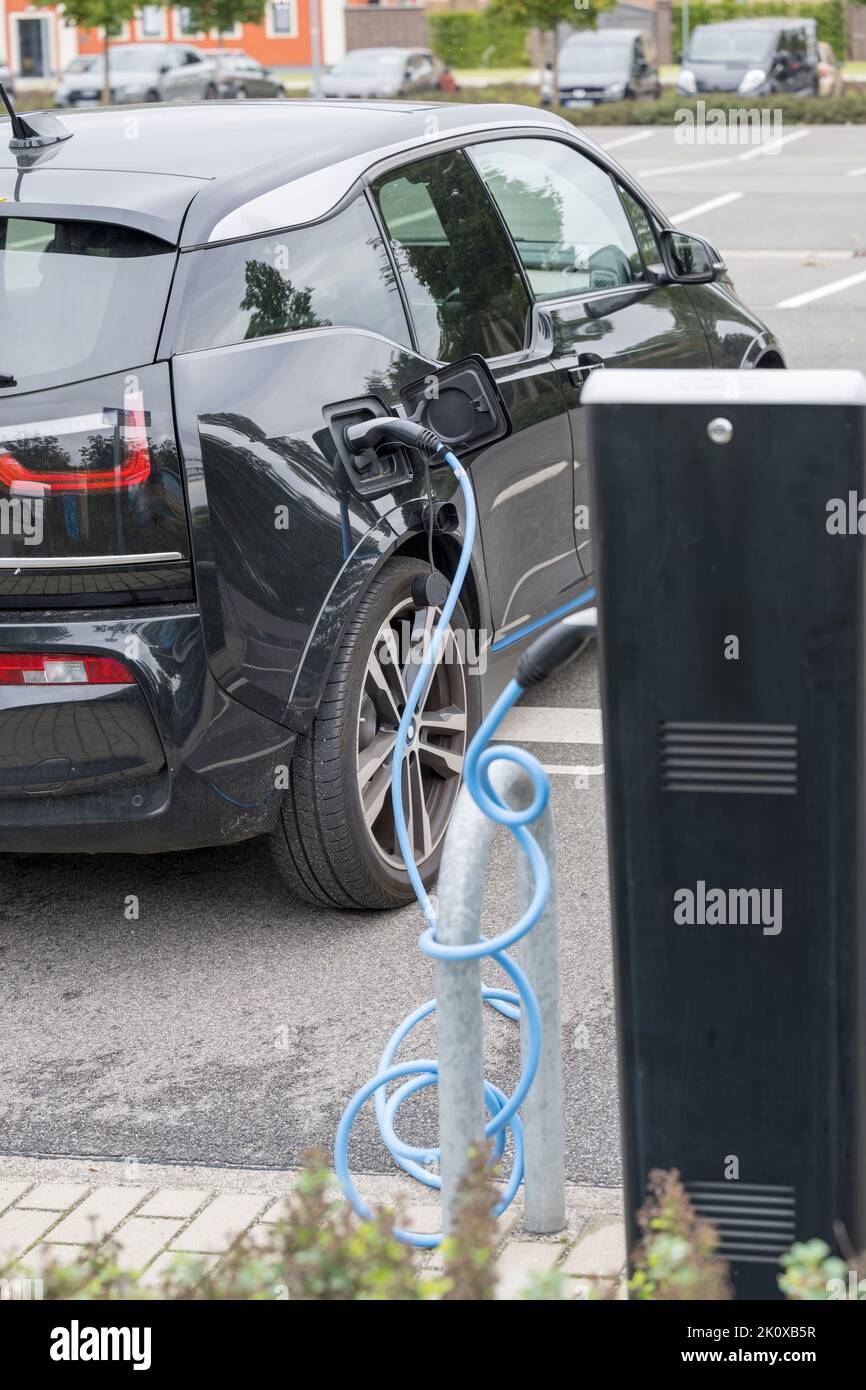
[0,101,783,910]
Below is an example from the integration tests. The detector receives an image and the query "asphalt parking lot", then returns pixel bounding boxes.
[1,124,864,1188]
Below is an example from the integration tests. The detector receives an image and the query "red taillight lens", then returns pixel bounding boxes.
[0,389,151,496]
[0,654,135,686]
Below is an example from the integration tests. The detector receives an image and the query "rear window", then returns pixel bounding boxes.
[176,197,410,353]
[0,217,175,394]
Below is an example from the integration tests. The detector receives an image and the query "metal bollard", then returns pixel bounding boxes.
[436,760,566,1236]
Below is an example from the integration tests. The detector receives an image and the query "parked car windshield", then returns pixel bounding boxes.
[560,40,631,67]
[66,57,100,73]
[0,217,175,393]
[688,28,777,64]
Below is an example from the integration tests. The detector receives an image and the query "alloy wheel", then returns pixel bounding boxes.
[356,598,468,870]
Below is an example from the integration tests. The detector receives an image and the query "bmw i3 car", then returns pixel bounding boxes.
[0,100,784,909]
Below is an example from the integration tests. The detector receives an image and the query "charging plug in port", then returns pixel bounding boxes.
[323,398,414,498]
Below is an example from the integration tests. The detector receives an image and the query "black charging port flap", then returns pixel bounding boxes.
[323,397,414,498]
[400,355,511,456]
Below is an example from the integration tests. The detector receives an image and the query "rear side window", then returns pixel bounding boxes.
[0,217,175,395]
[177,197,410,352]
[372,149,530,363]
[469,139,644,301]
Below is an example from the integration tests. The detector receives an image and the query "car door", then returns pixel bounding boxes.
[371,146,584,643]
[158,47,191,100]
[468,136,712,581]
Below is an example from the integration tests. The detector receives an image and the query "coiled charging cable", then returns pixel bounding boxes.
[334,419,594,1246]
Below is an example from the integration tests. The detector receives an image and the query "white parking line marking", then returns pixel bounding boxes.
[492,706,603,745]
[847,167,866,178]
[638,129,810,179]
[600,130,657,150]
[542,763,605,777]
[736,128,811,160]
[672,191,743,223]
[726,249,857,260]
[638,156,730,178]
[777,267,866,309]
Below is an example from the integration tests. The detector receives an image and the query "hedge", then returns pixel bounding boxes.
[428,12,532,69]
[431,82,866,123]
[672,0,847,62]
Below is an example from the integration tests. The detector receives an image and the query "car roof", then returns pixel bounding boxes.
[341,47,425,56]
[0,100,571,246]
[694,16,813,28]
[563,28,644,41]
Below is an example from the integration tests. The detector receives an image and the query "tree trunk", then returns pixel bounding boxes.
[102,29,111,106]
[551,28,560,104]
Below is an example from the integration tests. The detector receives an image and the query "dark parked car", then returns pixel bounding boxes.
[55,44,208,106]
[0,101,783,908]
[557,28,661,106]
[678,18,819,97]
[159,49,286,102]
[319,47,448,100]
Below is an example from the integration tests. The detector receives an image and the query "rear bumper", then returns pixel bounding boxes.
[0,605,295,854]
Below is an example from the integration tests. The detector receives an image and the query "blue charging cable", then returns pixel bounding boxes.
[334,432,593,1247]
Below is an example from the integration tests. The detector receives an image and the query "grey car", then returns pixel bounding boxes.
[54,44,205,107]
[160,49,286,102]
[319,47,446,100]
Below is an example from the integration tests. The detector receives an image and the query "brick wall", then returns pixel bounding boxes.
[345,5,429,51]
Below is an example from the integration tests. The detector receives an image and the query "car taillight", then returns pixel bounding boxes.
[0,654,135,685]
[0,386,150,496]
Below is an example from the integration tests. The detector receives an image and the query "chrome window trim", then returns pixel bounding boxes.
[0,552,185,570]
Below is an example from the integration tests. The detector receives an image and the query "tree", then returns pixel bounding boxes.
[34,0,140,105]
[490,0,615,94]
[174,0,268,45]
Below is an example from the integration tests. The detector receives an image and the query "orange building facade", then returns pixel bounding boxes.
[0,0,375,79]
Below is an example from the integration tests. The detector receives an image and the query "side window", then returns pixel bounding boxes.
[618,186,661,273]
[372,149,530,363]
[788,27,807,58]
[178,197,410,352]
[469,138,644,301]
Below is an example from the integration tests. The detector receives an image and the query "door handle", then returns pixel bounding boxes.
[566,353,606,387]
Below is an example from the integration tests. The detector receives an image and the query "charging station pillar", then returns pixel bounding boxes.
[584,369,866,1299]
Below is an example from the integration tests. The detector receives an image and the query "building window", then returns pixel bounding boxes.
[211,23,243,39]
[177,7,204,37]
[267,2,298,38]
[138,6,167,39]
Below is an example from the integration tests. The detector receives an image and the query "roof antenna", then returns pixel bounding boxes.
[0,83,72,151]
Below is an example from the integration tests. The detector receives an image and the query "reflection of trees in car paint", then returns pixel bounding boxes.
[240,260,330,341]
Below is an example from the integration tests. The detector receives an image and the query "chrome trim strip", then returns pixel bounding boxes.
[0,552,185,570]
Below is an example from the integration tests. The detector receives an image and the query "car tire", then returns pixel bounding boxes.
[236,86,248,100]
[204,84,218,99]
[270,556,479,911]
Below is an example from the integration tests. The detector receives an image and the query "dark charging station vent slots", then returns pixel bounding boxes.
[685,1182,797,1264]
[659,720,799,796]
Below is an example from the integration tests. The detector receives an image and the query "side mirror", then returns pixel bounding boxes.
[658,228,725,284]
[401,355,511,455]
[159,64,170,75]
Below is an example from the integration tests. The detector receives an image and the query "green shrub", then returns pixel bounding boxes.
[779,1238,865,1300]
[432,85,866,123]
[629,1169,733,1301]
[429,12,531,69]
